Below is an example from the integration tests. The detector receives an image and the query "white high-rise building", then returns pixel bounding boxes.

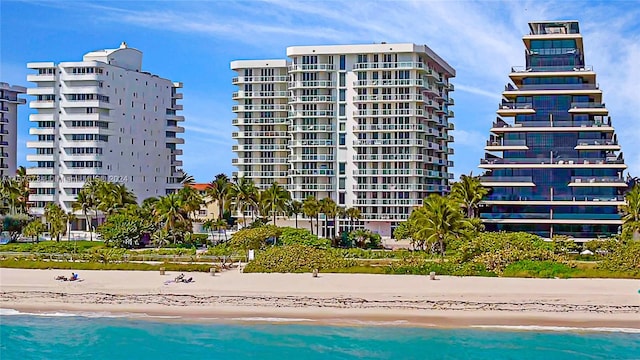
[26,42,185,218]
[231,43,455,237]
[0,82,26,177]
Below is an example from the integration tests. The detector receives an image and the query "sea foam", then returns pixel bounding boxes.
[470,324,640,334]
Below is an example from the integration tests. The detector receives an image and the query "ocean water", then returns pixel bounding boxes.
[1,310,639,359]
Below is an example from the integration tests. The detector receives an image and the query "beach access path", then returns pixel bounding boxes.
[1,268,639,328]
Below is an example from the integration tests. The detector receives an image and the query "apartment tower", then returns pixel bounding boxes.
[27,42,185,220]
[0,83,26,177]
[479,21,626,239]
[232,43,455,237]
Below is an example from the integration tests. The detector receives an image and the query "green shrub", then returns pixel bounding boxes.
[135,248,196,256]
[243,245,356,273]
[228,225,282,251]
[598,240,640,274]
[502,260,578,278]
[0,241,104,254]
[204,243,242,257]
[0,259,213,272]
[278,227,330,248]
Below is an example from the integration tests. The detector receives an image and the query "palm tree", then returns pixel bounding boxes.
[620,185,640,223]
[410,194,467,257]
[229,177,257,227]
[72,189,95,241]
[302,196,320,235]
[178,172,195,185]
[319,197,338,240]
[345,207,361,232]
[96,181,137,217]
[207,174,230,221]
[178,186,204,220]
[262,182,290,226]
[153,193,187,244]
[44,203,67,242]
[288,200,303,228]
[451,172,488,218]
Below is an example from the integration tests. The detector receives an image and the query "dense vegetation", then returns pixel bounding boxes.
[1,173,639,278]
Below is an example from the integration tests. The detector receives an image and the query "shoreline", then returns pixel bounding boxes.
[3,303,640,332]
[2,268,639,331]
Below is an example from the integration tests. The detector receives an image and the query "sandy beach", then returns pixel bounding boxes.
[1,268,639,328]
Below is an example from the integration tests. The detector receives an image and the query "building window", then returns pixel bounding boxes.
[339,178,345,190]
[339,163,346,175]
[339,73,346,87]
[339,192,345,205]
[339,133,346,146]
[339,55,346,70]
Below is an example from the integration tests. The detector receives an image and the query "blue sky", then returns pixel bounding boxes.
[1,0,640,183]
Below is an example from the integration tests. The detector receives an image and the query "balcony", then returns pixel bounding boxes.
[289,154,334,162]
[290,95,335,103]
[355,94,423,102]
[510,65,593,73]
[291,169,335,176]
[232,117,288,125]
[569,176,627,187]
[355,109,423,117]
[232,104,289,112]
[288,80,334,88]
[496,102,535,116]
[232,76,288,84]
[289,139,333,147]
[239,171,289,178]
[354,199,423,206]
[290,124,333,132]
[353,169,424,176]
[504,83,600,95]
[232,131,288,138]
[353,139,424,146]
[289,110,334,117]
[485,139,529,151]
[568,102,608,114]
[354,79,423,87]
[233,144,288,151]
[479,176,535,187]
[288,184,334,191]
[491,118,613,132]
[30,100,56,109]
[232,91,289,98]
[232,157,289,165]
[479,157,626,169]
[353,62,425,70]
[574,139,619,150]
[359,213,411,221]
[353,184,424,191]
[355,124,424,131]
[354,154,423,161]
[288,64,334,71]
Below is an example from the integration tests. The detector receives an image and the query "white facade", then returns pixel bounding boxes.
[26,42,184,215]
[0,82,26,177]
[231,43,455,237]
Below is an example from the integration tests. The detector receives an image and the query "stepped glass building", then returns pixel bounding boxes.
[231,43,455,237]
[479,21,626,239]
[26,42,185,221]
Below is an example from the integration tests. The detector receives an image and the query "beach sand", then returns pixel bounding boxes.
[1,268,639,328]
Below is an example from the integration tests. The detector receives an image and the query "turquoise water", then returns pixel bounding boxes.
[1,313,639,359]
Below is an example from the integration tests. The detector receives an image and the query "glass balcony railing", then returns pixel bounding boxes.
[492,119,612,128]
[484,194,624,202]
[511,65,593,73]
[498,102,533,110]
[480,176,533,182]
[576,139,616,146]
[486,139,527,146]
[481,157,624,165]
[510,84,599,91]
[570,176,625,184]
[570,102,606,109]
[481,213,620,220]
